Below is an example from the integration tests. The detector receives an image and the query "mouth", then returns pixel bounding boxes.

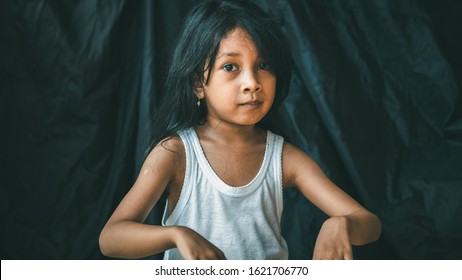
[240,100,263,107]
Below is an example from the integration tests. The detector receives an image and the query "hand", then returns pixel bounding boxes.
[313,216,353,260]
[174,226,226,260]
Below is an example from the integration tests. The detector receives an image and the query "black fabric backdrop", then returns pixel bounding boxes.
[1,0,461,259]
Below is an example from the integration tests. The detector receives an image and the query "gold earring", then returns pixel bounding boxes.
[196,98,201,107]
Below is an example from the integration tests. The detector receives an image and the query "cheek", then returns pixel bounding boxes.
[263,73,276,89]
[266,94,275,112]
[203,89,236,112]
[265,78,277,100]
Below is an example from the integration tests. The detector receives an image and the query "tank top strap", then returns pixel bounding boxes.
[268,131,285,222]
[162,129,196,226]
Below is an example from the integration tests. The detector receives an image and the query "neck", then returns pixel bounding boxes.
[195,118,263,144]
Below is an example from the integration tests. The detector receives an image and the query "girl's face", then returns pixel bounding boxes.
[197,27,276,128]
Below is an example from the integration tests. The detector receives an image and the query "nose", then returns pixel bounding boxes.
[242,70,262,93]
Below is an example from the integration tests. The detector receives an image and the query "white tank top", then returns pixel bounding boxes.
[162,128,288,260]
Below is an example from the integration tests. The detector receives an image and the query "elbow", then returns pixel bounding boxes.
[359,212,382,245]
[348,211,382,246]
[371,214,382,242]
[98,238,109,257]
[99,227,115,257]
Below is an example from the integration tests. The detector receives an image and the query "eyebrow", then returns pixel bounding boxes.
[216,52,242,60]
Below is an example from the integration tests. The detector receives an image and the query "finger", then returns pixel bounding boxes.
[199,251,226,260]
[208,245,226,260]
[217,249,227,260]
[344,251,353,260]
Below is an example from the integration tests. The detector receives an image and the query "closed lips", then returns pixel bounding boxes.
[240,100,262,106]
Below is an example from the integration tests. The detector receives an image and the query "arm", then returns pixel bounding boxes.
[282,142,381,259]
[99,137,225,259]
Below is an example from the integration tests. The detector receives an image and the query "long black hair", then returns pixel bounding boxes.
[148,0,292,151]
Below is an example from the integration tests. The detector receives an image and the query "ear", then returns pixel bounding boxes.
[195,86,205,99]
[193,75,205,99]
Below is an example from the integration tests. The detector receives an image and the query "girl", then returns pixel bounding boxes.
[99,0,381,260]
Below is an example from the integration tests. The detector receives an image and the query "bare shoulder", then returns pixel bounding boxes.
[135,135,185,200]
[104,136,186,224]
[136,135,185,191]
[282,141,323,188]
[145,136,185,168]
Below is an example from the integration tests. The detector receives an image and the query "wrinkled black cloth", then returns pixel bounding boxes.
[1,0,461,259]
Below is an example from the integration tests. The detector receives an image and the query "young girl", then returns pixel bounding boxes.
[99,0,381,260]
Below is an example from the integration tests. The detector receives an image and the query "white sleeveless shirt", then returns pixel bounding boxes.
[162,128,288,260]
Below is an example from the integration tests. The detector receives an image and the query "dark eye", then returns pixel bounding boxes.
[223,64,238,72]
[257,63,270,71]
